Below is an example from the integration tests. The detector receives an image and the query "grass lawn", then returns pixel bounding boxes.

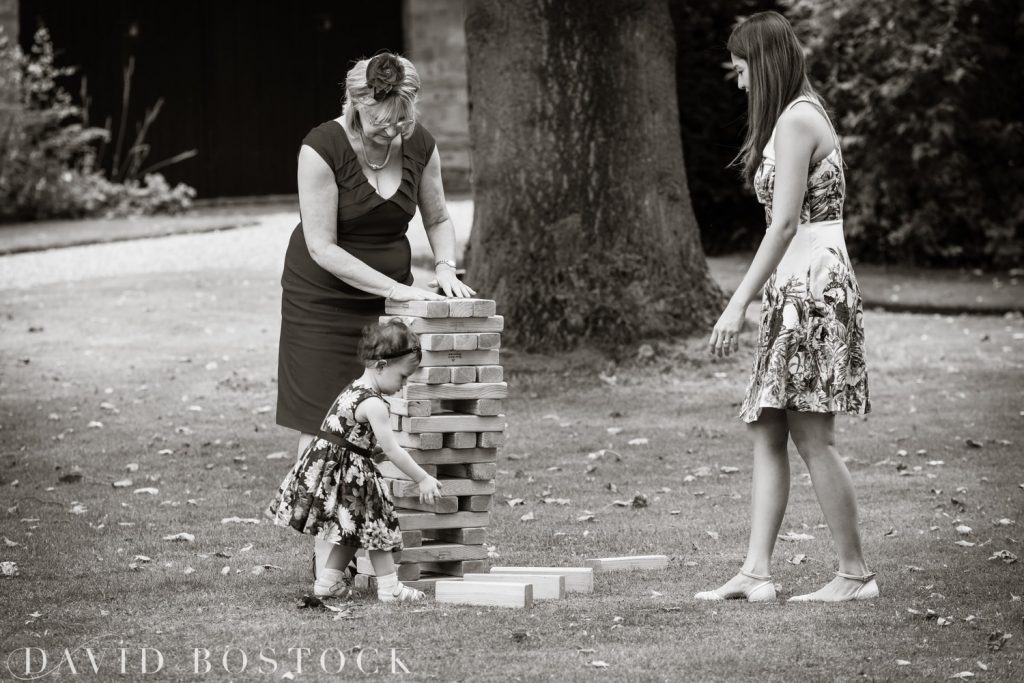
[1,269,1022,681]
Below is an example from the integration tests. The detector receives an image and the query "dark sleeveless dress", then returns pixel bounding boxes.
[277,121,436,434]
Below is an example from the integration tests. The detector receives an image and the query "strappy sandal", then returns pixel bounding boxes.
[788,571,879,602]
[694,569,776,603]
[378,581,426,603]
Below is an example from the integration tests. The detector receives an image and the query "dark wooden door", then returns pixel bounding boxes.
[20,0,403,197]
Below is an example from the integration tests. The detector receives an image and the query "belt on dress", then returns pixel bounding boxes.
[316,431,373,457]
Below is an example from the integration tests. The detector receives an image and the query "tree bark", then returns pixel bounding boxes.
[464,0,724,351]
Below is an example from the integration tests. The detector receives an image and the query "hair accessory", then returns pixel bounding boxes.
[366,53,405,102]
[370,346,420,361]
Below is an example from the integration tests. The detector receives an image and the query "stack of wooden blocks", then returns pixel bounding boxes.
[353,297,507,592]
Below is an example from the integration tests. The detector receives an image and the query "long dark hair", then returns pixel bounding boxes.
[728,11,820,185]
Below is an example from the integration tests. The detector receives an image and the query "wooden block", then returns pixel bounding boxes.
[355,573,456,593]
[477,333,501,350]
[453,334,478,350]
[476,365,504,383]
[584,555,669,571]
[394,431,443,450]
[408,366,451,384]
[384,300,451,318]
[394,495,459,514]
[384,397,432,417]
[489,567,594,593]
[380,315,504,334]
[419,559,489,577]
[435,580,532,608]
[407,447,498,465]
[446,299,478,318]
[377,461,437,480]
[404,382,508,400]
[472,300,497,317]
[437,463,498,480]
[357,557,420,581]
[419,334,454,351]
[429,527,487,545]
[440,399,503,416]
[392,478,495,498]
[389,413,402,430]
[443,431,479,449]
[451,366,477,384]
[458,495,492,512]
[398,542,489,563]
[420,350,500,367]
[404,414,507,434]
[402,530,423,547]
[396,511,490,531]
[478,431,506,448]
[463,573,565,600]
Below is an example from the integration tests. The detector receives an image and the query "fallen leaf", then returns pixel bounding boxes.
[506,498,525,508]
[956,525,973,535]
[87,421,103,429]
[542,498,571,506]
[896,660,911,666]
[778,532,815,542]
[58,471,83,484]
[577,514,596,522]
[949,672,974,679]
[955,540,976,547]
[994,518,1015,526]
[239,543,253,552]
[112,479,132,488]
[976,662,988,672]
[221,517,261,525]
[606,427,624,435]
[987,550,1017,564]
[590,661,609,669]
[510,630,530,642]
[0,561,18,577]
[69,504,88,515]
[265,451,287,460]
[221,566,230,575]
[163,532,195,543]
[627,438,649,446]
[965,438,983,448]
[520,511,535,522]
[720,466,739,474]
[3,537,19,547]
[706,530,720,540]
[126,463,139,472]
[787,554,807,565]
[987,631,1012,651]
[631,494,649,509]
[134,487,159,495]
[183,566,195,575]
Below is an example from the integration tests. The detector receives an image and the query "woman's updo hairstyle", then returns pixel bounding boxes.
[358,319,421,368]
[342,52,420,139]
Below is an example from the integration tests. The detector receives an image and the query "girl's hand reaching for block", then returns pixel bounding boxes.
[418,476,442,504]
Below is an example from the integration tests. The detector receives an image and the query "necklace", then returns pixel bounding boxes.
[359,129,392,171]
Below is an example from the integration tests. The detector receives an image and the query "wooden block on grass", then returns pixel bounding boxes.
[435,580,532,608]
[394,431,443,450]
[489,567,594,593]
[443,431,479,449]
[438,463,498,480]
[384,300,450,318]
[584,555,670,571]
[380,315,504,334]
[420,349,500,367]
[404,414,507,434]
[458,495,492,512]
[451,366,477,384]
[478,431,506,448]
[408,367,451,384]
[407,447,498,465]
[393,495,459,513]
[396,510,490,531]
[463,573,565,600]
[476,365,504,383]
[477,333,501,350]
[440,399,503,416]
[385,397,432,417]
[398,542,489,563]
[428,527,487,545]
[377,461,437,480]
[404,382,508,400]
[392,478,495,498]
[418,334,454,351]
[420,559,489,577]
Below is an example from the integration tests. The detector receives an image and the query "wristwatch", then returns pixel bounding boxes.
[435,258,456,269]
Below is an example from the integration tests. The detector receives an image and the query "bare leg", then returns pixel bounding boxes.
[697,408,789,598]
[787,410,872,600]
[315,541,357,574]
[367,550,397,577]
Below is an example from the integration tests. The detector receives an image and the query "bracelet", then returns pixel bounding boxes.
[434,258,456,270]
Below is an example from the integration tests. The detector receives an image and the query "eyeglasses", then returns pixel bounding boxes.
[368,118,414,136]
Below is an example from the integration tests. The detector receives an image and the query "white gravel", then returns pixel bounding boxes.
[0,201,473,291]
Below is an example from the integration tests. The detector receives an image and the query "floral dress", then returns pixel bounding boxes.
[266,381,403,551]
[739,95,871,423]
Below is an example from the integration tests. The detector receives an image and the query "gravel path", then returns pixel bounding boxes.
[0,202,474,291]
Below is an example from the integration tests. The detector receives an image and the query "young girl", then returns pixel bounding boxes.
[266,319,442,602]
[697,11,875,603]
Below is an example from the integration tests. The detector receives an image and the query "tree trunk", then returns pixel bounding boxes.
[464,0,724,351]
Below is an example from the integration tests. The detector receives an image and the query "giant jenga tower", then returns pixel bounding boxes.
[353,298,506,592]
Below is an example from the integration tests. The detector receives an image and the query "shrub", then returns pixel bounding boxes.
[786,0,1024,267]
[0,26,195,223]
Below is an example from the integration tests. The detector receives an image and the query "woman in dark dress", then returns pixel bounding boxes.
[277,53,475,580]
